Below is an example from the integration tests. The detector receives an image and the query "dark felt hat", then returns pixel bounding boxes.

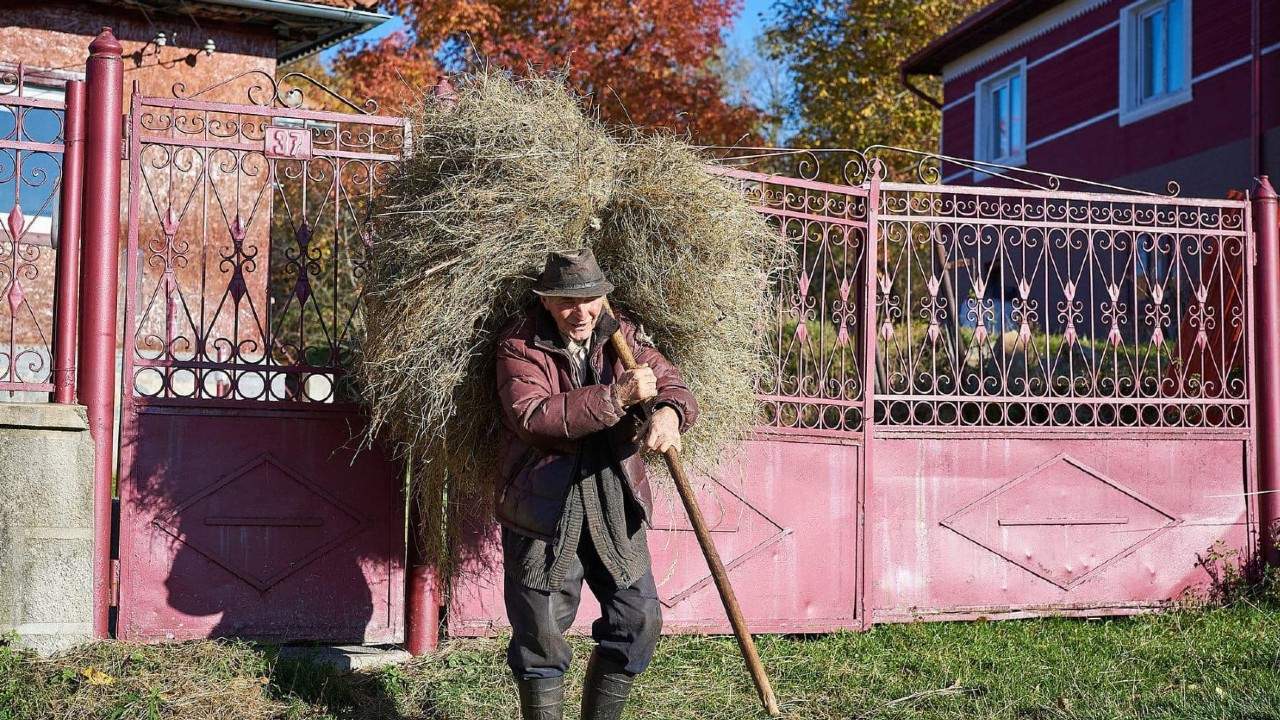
[531,248,614,297]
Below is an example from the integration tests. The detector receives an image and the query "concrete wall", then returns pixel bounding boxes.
[0,402,95,654]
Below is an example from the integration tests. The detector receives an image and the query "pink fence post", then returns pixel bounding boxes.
[52,80,86,404]
[403,86,450,656]
[405,481,440,655]
[79,27,124,639]
[405,554,440,654]
[1253,176,1280,564]
[858,160,882,629]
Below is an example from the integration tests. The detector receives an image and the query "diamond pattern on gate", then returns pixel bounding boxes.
[940,453,1179,590]
[154,452,367,591]
[648,474,790,608]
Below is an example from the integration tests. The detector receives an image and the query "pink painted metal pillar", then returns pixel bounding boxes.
[1254,176,1280,565]
[79,28,124,638]
[858,161,882,629]
[52,80,86,404]
[404,458,440,654]
[405,524,440,654]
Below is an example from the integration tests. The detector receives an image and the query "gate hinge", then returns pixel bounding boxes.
[110,558,120,607]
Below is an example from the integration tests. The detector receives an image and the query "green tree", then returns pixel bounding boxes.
[762,0,986,179]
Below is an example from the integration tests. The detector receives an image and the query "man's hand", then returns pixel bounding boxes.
[614,364,656,408]
[644,406,682,454]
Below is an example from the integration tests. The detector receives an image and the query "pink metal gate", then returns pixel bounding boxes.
[115,72,409,642]
[867,171,1256,621]
[449,151,1263,634]
[14,30,1265,647]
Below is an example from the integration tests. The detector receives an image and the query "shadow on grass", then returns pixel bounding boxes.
[266,641,523,720]
[267,653,432,720]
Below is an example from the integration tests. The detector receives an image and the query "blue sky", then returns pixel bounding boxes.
[727,0,773,53]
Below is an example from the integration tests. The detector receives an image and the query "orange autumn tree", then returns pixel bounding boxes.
[332,0,762,145]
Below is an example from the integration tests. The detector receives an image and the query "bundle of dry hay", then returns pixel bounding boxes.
[361,70,785,573]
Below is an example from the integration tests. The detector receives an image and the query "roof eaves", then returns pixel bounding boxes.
[279,23,368,64]
[902,0,1066,76]
[199,0,391,61]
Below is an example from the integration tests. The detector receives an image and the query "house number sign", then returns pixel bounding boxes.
[264,126,313,160]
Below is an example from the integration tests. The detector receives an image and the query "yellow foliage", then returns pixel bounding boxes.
[764,0,987,181]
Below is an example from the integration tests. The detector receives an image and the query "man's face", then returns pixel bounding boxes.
[541,295,605,343]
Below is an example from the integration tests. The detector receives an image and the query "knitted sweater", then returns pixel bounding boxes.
[502,333,651,592]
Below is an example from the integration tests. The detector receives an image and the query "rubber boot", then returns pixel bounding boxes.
[516,676,565,720]
[580,649,635,720]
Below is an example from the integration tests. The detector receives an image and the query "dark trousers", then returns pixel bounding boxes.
[503,530,662,680]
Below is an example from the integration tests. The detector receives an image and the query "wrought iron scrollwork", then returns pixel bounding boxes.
[1,62,66,399]
[124,77,405,403]
[869,184,1247,429]
[714,145,1248,432]
[706,144,1183,197]
[173,69,380,115]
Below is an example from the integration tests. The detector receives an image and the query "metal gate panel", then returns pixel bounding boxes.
[865,178,1257,620]
[448,438,861,636]
[116,73,408,642]
[0,63,81,402]
[118,406,402,641]
[868,434,1249,622]
[870,182,1253,433]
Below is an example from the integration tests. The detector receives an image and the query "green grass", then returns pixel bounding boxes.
[3,603,1279,719]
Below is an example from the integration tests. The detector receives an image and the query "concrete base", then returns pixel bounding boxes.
[0,402,95,655]
[277,644,413,672]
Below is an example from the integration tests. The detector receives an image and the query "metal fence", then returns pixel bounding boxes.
[0,63,80,400]
[3,38,1272,643]
[719,167,875,438]
[717,149,1254,433]
[122,72,408,405]
[874,182,1251,429]
[1,80,1259,435]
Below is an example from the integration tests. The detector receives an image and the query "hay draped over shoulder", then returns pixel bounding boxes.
[360,71,784,571]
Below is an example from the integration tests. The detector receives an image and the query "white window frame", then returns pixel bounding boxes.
[972,59,1028,177]
[1119,0,1192,126]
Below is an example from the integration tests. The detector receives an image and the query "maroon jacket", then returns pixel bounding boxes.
[494,305,699,540]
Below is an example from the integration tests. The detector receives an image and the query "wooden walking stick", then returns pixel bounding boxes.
[604,300,782,718]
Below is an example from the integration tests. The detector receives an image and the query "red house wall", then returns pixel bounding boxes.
[937,0,1280,197]
[2,3,276,100]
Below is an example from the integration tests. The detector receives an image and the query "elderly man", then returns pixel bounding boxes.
[494,248,698,720]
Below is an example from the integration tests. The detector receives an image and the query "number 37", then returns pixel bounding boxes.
[265,126,312,160]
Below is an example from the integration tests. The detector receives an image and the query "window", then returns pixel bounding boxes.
[0,80,65,247]
[1120,0,1191,125]
[973,60,1027,171]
